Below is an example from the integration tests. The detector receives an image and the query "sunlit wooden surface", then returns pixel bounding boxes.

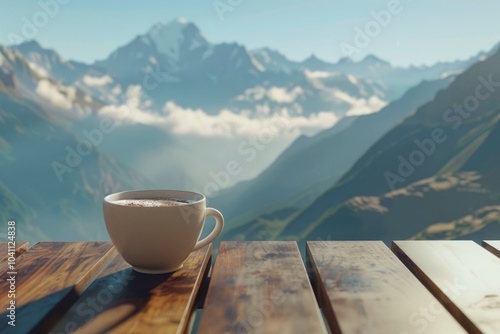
[483,240,500,258]
[307,241,465,334]
[0,240,499,333]
[51,244,211,334]
[0,242,116,333]
[0,241,29,268]
[198,241,327,334]
[393,240,500,334]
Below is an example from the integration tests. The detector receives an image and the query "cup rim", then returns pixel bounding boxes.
[103,189,205,206]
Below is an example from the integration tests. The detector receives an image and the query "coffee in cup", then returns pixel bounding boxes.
[103,190,224,274]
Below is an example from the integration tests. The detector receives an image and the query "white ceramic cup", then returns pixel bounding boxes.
[103,190,224,274]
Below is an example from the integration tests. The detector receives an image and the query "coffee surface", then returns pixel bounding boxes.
[114,199,183,207]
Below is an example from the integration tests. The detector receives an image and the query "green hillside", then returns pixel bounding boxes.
[215,76,453,225]
[224,48,500,244]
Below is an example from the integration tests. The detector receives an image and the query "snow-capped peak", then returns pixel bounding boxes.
[360,55,390,67]
[148,18,189,35]
[251,47,296,73]
[146,18,208,60]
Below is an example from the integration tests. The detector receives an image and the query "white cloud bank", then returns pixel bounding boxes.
[333,90,387,116]
[267,86,304,103]
[98,85,162,124]
[35,80,75,110]
[236,86,304,104]
[304,70,333,79]
[28,61,49,78]
[82,75,113,87]
[161,101,337,137]
[98,86,338,138]
[235,84,386,116]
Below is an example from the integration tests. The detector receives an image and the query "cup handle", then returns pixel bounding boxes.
[193,208,224,251]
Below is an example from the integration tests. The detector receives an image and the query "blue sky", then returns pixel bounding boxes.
[1,0,499,67]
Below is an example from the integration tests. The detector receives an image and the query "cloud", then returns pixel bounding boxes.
[28,61,49,78]
[35,80,73,110]
[82,75,113,87]
[267,86,304,103]
[304,70,333,79]
[332,90,387,116]
[98,85,161,124]
[161,101,337,137]
[236,86,304,104]
[236,86,266,101]
[282,111,338,135]
[98,87,338,138]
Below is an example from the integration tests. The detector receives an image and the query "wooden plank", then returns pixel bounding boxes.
[0,241,29,266]
[198,241,327,334]
[307,241,465,334]
[50,244,212,334]
[393,240,500,334]
[0,242,116,333]
[483,240,500,258]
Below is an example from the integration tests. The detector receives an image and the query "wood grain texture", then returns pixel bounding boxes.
[198,241,327,334]
[0,242,116,333]
[50,244,212,334]
[306,241,465,334]
[0,241,29,267]
[393,240,500,334]
[482,240,500,258]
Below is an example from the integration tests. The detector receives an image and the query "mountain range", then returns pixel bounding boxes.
[1,18,498,243]
[213,75,455,224]
[0,84,149,242]
[224,46,500,245]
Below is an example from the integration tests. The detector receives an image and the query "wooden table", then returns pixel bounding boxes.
[1,240,499,333]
